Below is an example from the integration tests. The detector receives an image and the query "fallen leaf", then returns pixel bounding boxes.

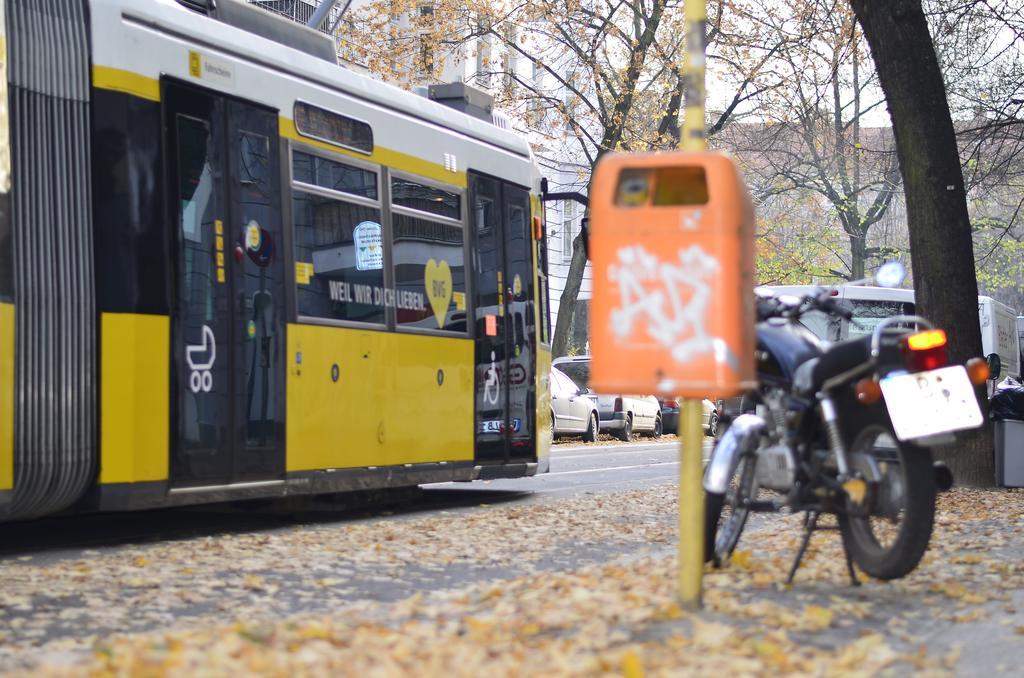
[730,550,753,570]
[621,648,644,678]
[801,604,834,631]
[693,620,732,650]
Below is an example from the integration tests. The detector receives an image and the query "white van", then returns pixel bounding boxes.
[757,285,1021,378]
[1016,316,1024,374]
[978,296,1020,379]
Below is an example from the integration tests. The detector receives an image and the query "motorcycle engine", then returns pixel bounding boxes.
[754,444,796,492]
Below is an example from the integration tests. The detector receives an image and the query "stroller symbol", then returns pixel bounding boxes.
[186,325,217,393]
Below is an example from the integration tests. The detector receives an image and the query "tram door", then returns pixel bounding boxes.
[165,82,286,487]
[470,173,537,463]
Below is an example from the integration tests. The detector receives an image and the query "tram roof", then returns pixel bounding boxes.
[122,0,536,162]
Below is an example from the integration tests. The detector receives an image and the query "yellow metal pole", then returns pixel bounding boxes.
[678,0,707,609]
[680,0,707,153]
[678,398,704,608]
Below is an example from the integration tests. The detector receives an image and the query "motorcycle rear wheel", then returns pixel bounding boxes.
[837,424,935,581]
[704,455,760,566]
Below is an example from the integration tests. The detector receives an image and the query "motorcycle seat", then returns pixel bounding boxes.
[793,335,871,396]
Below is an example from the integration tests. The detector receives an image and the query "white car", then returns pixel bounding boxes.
[550,367,600,441]
[553,356,662,441]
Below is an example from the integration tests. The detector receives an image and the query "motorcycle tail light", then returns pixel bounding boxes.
[855,377,883,405]
[902,329,948,372]
[966,357,990,385]
[906,329,947,351]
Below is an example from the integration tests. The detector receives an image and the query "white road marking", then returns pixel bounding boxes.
[552,449,678,462]
[551,443,712,462]
[544,461,679,476]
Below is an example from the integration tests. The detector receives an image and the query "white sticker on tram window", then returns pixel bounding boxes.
[186,325,216,394]
[246,220,262,251]
[353,221,383,271]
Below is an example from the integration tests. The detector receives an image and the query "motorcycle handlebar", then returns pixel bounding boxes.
[755,289,854,322]
[817,294,855,321]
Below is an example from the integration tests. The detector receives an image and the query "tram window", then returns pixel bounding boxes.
[537,214,551,344]
[239,132,270,192]
[293,151,377,200]
[178,117,214,245]
[176,111,220,411]
[294,102,373,154]
[473,189,497,235]
[292,191,385,325]
[391,178,460,220]
[392,212,466,333]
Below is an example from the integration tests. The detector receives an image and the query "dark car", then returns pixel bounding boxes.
[660,397,680,433]
[661,397,720,437]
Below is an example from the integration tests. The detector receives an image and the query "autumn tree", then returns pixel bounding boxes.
[926,0,1024,308]
[753,190,850,284]
[713,1,902,282]
[337,0,796,355]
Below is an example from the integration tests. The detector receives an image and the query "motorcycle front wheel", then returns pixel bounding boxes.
[837,424,936,580]
[704,454,760,566]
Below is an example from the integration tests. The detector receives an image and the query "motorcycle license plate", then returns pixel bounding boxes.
[879,365,983,441]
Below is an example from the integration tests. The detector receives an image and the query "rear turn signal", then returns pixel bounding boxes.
[906,329,947,351]
[903,329,948,372]
[855,377,883,405]
[966,357,990,385]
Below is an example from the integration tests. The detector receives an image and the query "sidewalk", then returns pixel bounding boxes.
[4,486,1024,676]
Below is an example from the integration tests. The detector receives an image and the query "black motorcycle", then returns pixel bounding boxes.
[704,275,986,582]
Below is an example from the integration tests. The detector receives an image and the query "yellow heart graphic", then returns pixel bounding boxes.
[424,259,453,328]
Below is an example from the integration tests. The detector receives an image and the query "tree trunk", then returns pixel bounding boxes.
[848,227,867,281]
[551,230,588,357]
[851,0,993,486]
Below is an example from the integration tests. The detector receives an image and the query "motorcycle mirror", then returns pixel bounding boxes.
[987,353,1002,381]
[874,261,906,288]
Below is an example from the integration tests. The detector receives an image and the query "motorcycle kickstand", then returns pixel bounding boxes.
[843,542,860,587]
[785,511,819,585]
[785,511,861,587]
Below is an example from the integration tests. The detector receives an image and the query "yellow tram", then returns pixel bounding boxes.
[0,0,552,521]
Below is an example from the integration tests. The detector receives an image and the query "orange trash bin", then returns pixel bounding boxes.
[589,151,757,398]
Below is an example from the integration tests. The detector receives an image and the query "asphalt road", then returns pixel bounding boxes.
[426,438,710,497]
[0,439,707,559]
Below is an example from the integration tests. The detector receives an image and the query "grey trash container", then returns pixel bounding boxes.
[994,419,1024,487]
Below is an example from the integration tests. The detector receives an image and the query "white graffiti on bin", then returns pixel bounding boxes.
[609,244,738,370]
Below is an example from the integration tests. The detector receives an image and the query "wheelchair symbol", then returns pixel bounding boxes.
[483,351,500,405]
[186,325,216,393]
